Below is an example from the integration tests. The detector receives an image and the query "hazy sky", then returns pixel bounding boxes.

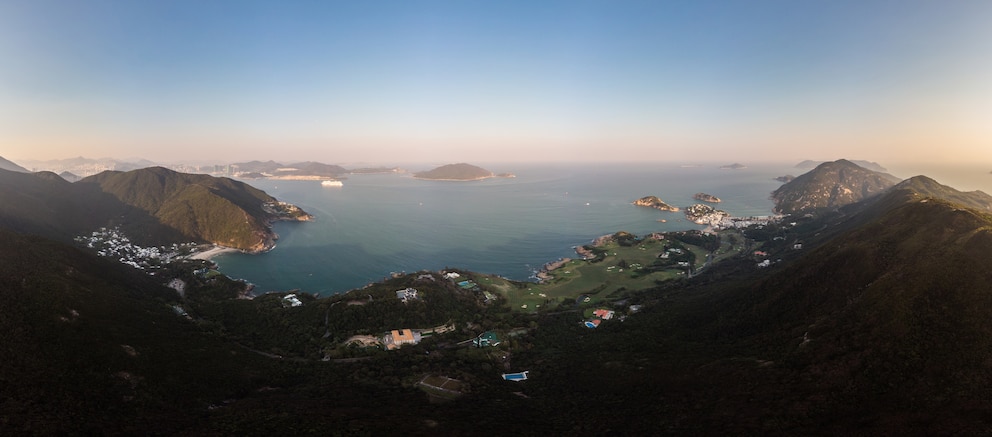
[1,0,990,165]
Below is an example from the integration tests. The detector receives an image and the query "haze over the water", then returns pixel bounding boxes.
[1,1,991,167]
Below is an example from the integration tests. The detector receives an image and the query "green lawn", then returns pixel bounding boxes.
[471,232,744,312]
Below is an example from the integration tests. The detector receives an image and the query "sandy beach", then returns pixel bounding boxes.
[190,245,240,260]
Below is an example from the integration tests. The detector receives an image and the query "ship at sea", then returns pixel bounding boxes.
[321,180,343,187]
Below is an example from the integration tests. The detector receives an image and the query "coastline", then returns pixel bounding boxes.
[191,245,241,260]
[217,164,783,294]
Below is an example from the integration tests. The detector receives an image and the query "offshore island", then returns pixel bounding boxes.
[413,163,515,181]
[693,192,721,203]
[632,195,679,211]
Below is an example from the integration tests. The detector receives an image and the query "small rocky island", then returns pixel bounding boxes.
[775,175,796,183]
[693,192,721,203]
[633,196,679,212]
[684,203,730,226]
[414,163,512,181]
[720,163,747,170]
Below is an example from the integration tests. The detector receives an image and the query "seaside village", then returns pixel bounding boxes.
[73,207,798,388]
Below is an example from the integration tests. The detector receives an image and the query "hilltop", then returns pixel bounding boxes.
[0,155,28,172]
[81,167,311,252]
[890,175,992,211]
[0,167,309,251]
[413,163,498,181]
[797,159,887,172]
[771,159,901,214]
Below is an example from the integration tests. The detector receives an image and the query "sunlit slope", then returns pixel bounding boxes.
[80,167,304,251]
[772,159,901,214]
[0,166,307,250]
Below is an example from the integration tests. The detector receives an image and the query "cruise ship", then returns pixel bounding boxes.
[321,180,343,187]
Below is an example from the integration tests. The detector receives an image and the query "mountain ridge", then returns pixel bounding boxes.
[796,159,887,172]
[0,167,309,251]
[772,159,902,214]
[80,167,311,251]
[0,156,29,172]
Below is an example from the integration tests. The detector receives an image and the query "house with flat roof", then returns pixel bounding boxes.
[385,329,422,350]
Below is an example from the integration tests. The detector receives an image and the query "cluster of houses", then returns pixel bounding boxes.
[716,215,781,230]
[75,227,196,271]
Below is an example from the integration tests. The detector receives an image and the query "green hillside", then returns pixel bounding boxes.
[80,167,310,251]
[0,166,309,251]
[0,168,157,242]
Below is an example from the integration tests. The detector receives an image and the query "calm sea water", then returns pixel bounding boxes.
[212,162,795,295]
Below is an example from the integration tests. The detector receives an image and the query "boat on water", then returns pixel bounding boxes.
[321,180,343,187]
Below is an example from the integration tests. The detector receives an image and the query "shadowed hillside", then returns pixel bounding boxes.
[0,229,281,434]
[0,168,174,243]
[0,156,28,172]
[0,167,309,251]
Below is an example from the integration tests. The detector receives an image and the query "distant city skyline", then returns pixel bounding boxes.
[2,1,990,166]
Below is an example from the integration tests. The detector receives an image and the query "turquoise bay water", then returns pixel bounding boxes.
[214,163,792,296]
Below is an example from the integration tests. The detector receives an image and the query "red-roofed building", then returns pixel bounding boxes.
[593,309,615,320]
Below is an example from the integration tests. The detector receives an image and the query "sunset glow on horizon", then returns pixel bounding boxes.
[2,1,990,166]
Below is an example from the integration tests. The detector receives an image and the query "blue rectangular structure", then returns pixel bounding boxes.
[502,371,529,381]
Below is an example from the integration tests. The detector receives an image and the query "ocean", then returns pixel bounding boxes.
[212,162,795,296]
[213,161,992,296]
